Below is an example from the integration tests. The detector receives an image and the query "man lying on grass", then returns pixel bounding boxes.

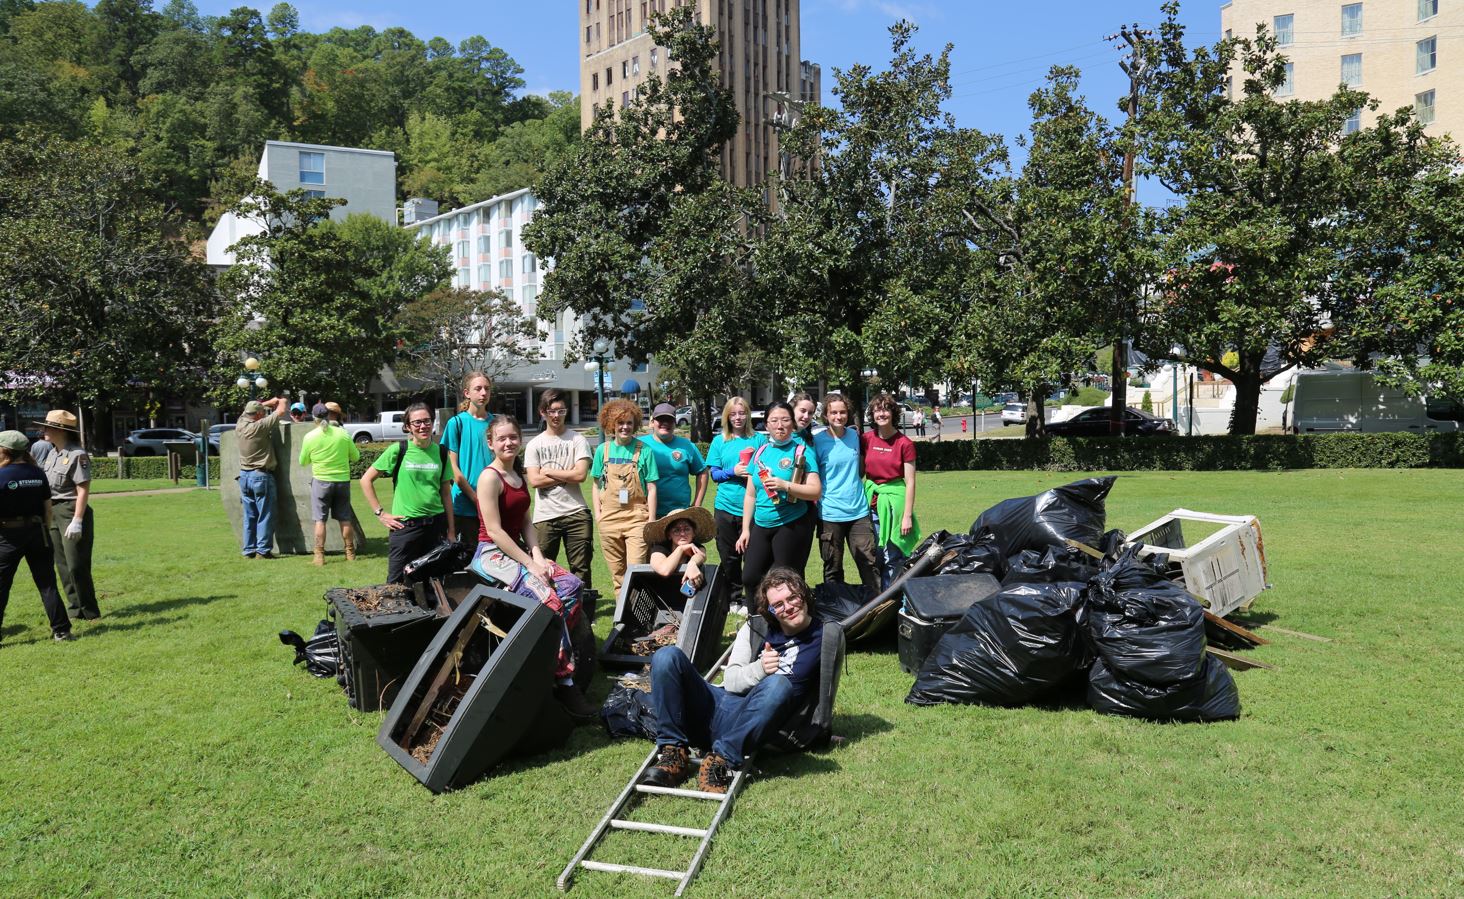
[642,567,823,794]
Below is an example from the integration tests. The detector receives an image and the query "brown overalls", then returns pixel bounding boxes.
[597,441,649,596]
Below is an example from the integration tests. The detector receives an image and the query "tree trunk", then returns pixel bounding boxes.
[1109,341,1127,437]
[693,391,714,443]
[1228,372,1262,435]
[1027,395,1046,438]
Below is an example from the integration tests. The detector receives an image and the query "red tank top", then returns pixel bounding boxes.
[477,467,530,546]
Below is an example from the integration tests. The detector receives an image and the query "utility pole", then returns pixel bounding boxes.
[1106,24,1150,437]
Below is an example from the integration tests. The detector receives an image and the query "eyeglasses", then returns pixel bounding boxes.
[544,408,568,416]
[768,595,804,615]
[407,419,433,429]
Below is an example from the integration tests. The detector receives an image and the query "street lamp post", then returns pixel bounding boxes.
[861,368,878,431]
[584,338,614,443]
[235,356,269,399]
[1169,345,1183,430]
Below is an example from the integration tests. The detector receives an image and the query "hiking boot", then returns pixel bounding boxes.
[312,540,325,567]
[342,525,358,561]
[53,631,74,642]
[641,744,692,788]
[552,683,600,724]
[697,752,734,794]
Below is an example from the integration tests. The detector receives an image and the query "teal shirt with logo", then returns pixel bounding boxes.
[640,434,707,517]
[750,437,819,528]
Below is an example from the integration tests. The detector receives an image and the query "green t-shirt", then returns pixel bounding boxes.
[372,441,450,518]
[590,439,659,488]
[298,424,360,482]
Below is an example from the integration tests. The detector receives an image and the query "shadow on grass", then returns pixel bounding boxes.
[105,594,232,620]
[1231,609,1279,627]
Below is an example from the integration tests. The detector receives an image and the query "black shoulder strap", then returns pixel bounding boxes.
[389,442,406,484]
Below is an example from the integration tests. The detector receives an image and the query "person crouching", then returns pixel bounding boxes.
[641,567,823,794]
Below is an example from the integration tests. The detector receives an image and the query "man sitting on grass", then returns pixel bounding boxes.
[642,566,823,794]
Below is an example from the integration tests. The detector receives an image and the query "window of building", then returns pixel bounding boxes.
[585,25,591,43]
[1417,36,1437,74]
[650,48,658,67]
[521,284,537,306]
[622,90,630,107]
[457,240,468,258]
[478,235,490,254]
[304,189,325,199]
[592,102,599,116]
[458,267,470,287]
[1343,108,1361,135]
[1341,3,1362,37]
[1278,62,1295,96]
[522,253,536,273]
[478,264,491,284]
[1416,89,1436,125]
[299,151,325,185]
[499,228,513,249]
[1418,0,1438,22]
[592,72,599,91]
[622,60,630,79]
[1274,14,1294,47]
[632,55,640,75]
[499,259,512,280]
[1341,53,1362,87]
[606,66,613,85]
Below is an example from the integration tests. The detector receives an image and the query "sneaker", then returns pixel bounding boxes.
[641,744,692,788]
[53,631,74,642]
[696,752,734,794]
[256,551,276,560]
[728,602,748,617]
[243,553,256,559]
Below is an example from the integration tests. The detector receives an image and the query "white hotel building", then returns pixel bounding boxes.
[402,187,658,427]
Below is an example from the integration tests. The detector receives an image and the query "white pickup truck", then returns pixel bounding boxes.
[344,411,410,445]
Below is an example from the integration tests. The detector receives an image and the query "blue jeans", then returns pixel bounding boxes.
[650,645,797,768]
[239,469,277,556]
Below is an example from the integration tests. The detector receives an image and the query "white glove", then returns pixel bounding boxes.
[65,519,84,540]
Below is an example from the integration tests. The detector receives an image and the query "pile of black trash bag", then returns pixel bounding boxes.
[278,621,340,679]
[905,477,1241,722]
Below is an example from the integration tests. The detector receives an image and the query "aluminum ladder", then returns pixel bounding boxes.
[558,646,743,895]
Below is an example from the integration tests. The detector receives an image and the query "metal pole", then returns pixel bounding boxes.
[1172,362,1179,427]
[596,356,606,444]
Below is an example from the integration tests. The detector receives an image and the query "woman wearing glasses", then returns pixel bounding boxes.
[362,402,456,584]
[735,401,822,592]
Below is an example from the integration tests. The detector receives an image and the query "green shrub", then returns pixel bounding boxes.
[349,442,397,479]
[962,432,1460,472]
[1141,390,1153,413]
[1070,386,1112,407]
[92,457,221,480]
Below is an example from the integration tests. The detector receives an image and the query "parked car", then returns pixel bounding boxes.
[1000,403,1027,426]
[121,427,199,456]
[206,423,235,455]
[749,409,766,431]
[1045,406,1176,437]
[344,411,409,445]
[674,405,694,427]
[1288,370,1461,434]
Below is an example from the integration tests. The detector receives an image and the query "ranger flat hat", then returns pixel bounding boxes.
[32,410,79,433]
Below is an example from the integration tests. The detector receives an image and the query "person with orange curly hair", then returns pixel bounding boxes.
[590,398,659,595]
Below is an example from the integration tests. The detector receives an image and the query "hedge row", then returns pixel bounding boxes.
[341,432,1462,480]
[918,431,1464,472]
[92,456,223,480]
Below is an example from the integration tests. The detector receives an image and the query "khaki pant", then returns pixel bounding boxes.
[598,504,648,598]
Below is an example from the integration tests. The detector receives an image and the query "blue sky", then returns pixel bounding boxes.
[193,1,1220,196]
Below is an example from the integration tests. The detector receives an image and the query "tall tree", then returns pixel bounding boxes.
[394,287,545,407]
[0,134,215,434]
[210,191,449,405]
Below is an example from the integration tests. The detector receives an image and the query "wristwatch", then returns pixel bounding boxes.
[373,508,384,517]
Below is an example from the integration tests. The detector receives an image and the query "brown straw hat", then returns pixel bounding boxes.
[643,506,716,547]
[33,410,80,433]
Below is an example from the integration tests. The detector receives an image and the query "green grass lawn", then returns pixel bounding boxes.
[3,471,1462,896]
[88,478,192,494]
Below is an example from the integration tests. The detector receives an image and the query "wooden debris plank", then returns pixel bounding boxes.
[398,607,482,750]
[1206,646,1273,671]
[1255,625,1332,643]
[1203,610,1269,646]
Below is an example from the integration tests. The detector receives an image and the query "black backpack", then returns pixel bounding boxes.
[388,441,449,485]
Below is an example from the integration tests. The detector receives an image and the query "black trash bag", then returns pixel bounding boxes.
[1088,654,1240,722]
[1086,546,1207,686]
[970,476,1118,558]
[1002,545,1100,587]
[906,581,1091,707]
[601,681,659,741]
[1098,528,1128,557]
[814,580,872,623]
[908,530,1006,578]
[878,543,907,592]
[278,620,339,678]
[404,539,474,582]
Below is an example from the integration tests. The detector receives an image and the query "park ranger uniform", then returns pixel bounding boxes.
[32,413,100,620]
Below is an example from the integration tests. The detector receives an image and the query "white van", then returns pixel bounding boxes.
[1287,370,1461,434]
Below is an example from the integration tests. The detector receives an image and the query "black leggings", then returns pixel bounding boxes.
[740,510,816,594]
[714,509,746,602]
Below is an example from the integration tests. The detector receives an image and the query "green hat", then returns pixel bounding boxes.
[0,430,31,452]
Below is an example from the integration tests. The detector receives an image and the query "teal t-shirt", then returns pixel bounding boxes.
[590,439,659,488]
[750,437,819,528]
[442,410,493,518]
[707,432,766,516]
[640,434,707,517]
[811,427,865,523]
[372,441,451,519]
